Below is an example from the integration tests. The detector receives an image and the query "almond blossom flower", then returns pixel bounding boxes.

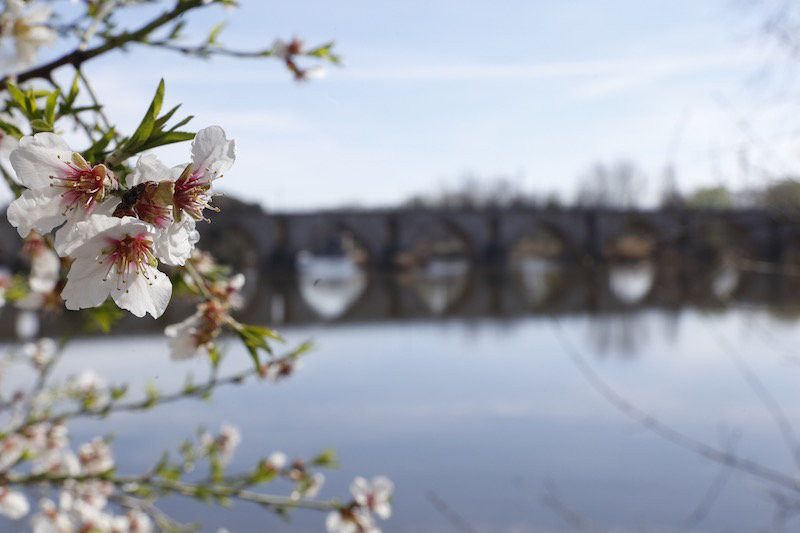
[24,233,60,293]
[31,498,73,533]
[77,438,114,475]
[172,125,235,222]
[351,476,394,520]
[7,133,118,252]
[0,0,57,69]
[0,488,29,520]
[200,423,241,466]
[125,509,153,533]
[0,434,24,471]
[120,125,235,265]
[32,449,80,477]
[325,508,379,533]
[265,451,287,471]
[67,370,109,408]
[165,273,246,360]
[291,472,324,500]
[59,215,171,318]
[264,357,302,382]
[21,337,56,370]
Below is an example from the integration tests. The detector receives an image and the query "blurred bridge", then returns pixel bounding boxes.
[0,198,797,270]
[194,198,800,270]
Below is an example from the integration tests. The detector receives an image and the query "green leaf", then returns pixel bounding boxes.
[84,299,124,333]
[311,449,338,468]
[45,90,59,124]
[306,41,341,64]
[207,22,226,45]
[66,72,80,107]
[29,118,52,132]
[0,119,23,139]
[82,127,116,163]
[125,79,165,152]
[6,83,27,110]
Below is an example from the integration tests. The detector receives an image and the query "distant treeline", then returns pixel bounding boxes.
[402,160,800,211]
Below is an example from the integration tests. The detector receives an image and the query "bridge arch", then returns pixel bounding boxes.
[602,214,661,262]
[395,212,474,269]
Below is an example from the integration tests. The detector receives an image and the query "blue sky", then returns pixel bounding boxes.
[51,0,800,209]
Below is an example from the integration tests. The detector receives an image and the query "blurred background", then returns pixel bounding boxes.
[10,1,800,531]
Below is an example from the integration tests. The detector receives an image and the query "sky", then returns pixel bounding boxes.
[36,0,800,210]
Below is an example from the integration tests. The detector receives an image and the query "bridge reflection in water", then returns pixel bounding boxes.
[235,257,788,326]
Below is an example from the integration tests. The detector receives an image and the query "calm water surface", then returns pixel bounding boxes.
[6,261,800,532]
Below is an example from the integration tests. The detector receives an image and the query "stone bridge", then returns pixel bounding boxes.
[0,199,795,270]
[198,198,800,270]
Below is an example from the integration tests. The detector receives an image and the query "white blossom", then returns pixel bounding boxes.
[292,472,324,500]
[125,154,197,266]
[7,133,118,252]
[59,215,172,318]
[31,499,73,533]
[22,337,56,370]
[325,508,379,533]
[0,0,57,69]
[15,309,39,339]
[67,369,109,407]
[0,434,24,471]
[77,438,114,475]
[164,310,206,360]
[29,243,59,293]
[32,449,80,477]
[0,488,29,520]
[266,451,287,470]
[201,423,241,466]
[351,476,394,519]
[172,125,235,222]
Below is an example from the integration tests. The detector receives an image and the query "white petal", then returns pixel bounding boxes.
[29,247,60,293]
[54,211,129,258]
[128,154,172,186]
[111,267,171,318]
[25,5,53,24]
[52,197,120,255]
[350,476,369,501]
[24,26,57,46]
[9,133,72,189]
[61,257,111,310]
[372,476,394,499]
[191,126,235,178]
[155,217,198,266]
[373,502,391,520]
[164,312,203,359]
[7,188,65,238]
[0,491,29,519]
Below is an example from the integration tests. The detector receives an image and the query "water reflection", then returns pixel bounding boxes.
[296,252,367,320]
[711,261,741,301]
[513,257,564,307]
[608,260,655,304]
[5,307,800,531]
[406,257,470,315]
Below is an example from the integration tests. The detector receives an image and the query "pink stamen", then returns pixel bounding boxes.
[51,160,108,214]
[100,233,157,290]
[174,166,216,221]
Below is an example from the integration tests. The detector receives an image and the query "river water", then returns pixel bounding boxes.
[5,259,800,532]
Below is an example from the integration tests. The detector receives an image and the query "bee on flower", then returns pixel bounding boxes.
[117,126,234,266]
